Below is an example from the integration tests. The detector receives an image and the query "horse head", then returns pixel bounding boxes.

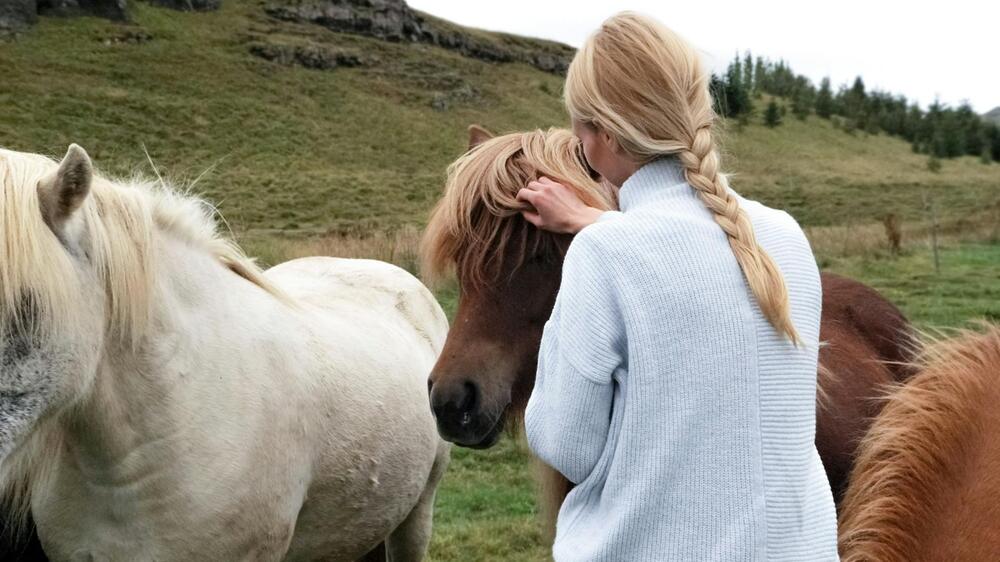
[422,126,614,448]
[0,145,108,459]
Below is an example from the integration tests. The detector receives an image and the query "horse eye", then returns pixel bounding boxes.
[3,296,40,339]
[2,297,41,363]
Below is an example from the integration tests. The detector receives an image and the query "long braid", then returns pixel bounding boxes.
[565,12,802,345]
[679,126,800,345]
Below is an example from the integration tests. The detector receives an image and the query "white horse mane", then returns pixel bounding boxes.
[0,148,286,542]
[0,148,281,347]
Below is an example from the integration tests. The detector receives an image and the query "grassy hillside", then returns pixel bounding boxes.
[2,1,997,240]
[2,3,999,561]
[0,1,569,235]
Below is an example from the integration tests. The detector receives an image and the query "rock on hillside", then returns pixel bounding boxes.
[0,0,222,34]
[0,0,36,34]
[265,0,424,42]
[263,0,575,74]
[147,0,220,11]
[36,0,129,20]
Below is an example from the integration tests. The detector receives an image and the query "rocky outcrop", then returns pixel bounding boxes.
[147,0,220,11]
[2,0,131,34]
[36,0,129,21]
[0,0,37,35]
[249,41,368,70]
[1,0,222,36]
[266,0,422,42]
[264,0,574,75]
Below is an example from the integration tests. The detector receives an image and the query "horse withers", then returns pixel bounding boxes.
[0,145,448,561]
[839,324,1000,561]
[423,126,915,526]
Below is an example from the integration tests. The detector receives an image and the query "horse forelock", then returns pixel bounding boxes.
[420,128,615,289]
[0,148,283,349]
[838,323,1000,561]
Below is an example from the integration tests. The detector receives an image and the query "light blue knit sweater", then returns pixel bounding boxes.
[524,156,839,561]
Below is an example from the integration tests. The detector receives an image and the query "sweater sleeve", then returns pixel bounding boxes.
[524,230,625,484]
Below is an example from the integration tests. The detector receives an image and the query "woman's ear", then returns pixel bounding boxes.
[599,127,622,155]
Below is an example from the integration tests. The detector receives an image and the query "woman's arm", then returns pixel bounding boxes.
[524,232,625,484]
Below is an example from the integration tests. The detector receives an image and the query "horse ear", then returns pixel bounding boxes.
[38,144,93,234]
[468,124,494,150]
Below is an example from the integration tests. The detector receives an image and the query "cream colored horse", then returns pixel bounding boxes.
[0,145,449,561]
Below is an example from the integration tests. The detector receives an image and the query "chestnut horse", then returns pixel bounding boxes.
[838,324,1000,561]
[423,126,915,526]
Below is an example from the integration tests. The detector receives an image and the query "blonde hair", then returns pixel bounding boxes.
[564,12,799,345]
[421,128,615,288]
[0,148,280,349]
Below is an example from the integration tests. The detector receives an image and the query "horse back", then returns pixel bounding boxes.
[816,272,916,504]
[820,272,915,380]
[264,256,449,356]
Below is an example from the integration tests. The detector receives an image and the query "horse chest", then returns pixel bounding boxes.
[33,459,305,561]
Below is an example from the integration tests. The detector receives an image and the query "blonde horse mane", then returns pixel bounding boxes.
[838,323,1000,561]
[0,147,281,347]
[420,128,615,288]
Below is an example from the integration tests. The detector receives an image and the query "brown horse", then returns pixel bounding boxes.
[838,324,1000,561]
[423,126,915,523]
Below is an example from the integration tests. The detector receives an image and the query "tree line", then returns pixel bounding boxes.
[709,52,1000,163]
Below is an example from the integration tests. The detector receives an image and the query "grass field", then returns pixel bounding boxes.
[2,3,999,560]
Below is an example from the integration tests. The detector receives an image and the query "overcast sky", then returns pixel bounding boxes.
[409,1,997,114]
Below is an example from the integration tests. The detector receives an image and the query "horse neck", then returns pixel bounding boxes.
[61,232,295,479]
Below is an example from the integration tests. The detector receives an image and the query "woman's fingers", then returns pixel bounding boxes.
[517,187,545,228]
[524,180,548,193]
[516,187,538,205]
[521,209,543,227]
[519,176,599,233]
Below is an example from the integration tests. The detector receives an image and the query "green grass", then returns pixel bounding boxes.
[823,242,1000,329]
[430,438,548,562]
[2,5,999,561]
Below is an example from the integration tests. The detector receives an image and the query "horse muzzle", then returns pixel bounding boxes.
[428,378,507,448]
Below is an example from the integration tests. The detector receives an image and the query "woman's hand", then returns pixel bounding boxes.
[516,176,604,234]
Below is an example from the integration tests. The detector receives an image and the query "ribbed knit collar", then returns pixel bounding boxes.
[617,156,691,212]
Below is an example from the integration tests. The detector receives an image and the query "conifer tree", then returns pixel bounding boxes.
[765,101,782,127]
[743,51,754,94]
[815,77,835,119]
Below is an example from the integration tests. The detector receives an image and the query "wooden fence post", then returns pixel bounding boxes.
[923,192,940,274]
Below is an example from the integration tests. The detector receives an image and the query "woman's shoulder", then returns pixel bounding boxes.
[569,211,642,265]
[734,193,805,235]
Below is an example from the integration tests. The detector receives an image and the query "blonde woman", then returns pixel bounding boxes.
[517,12,839,561]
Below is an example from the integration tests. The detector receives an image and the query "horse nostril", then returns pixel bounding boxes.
[459,381,479,427]
[427,378,434,397]
[429,379,483,436]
